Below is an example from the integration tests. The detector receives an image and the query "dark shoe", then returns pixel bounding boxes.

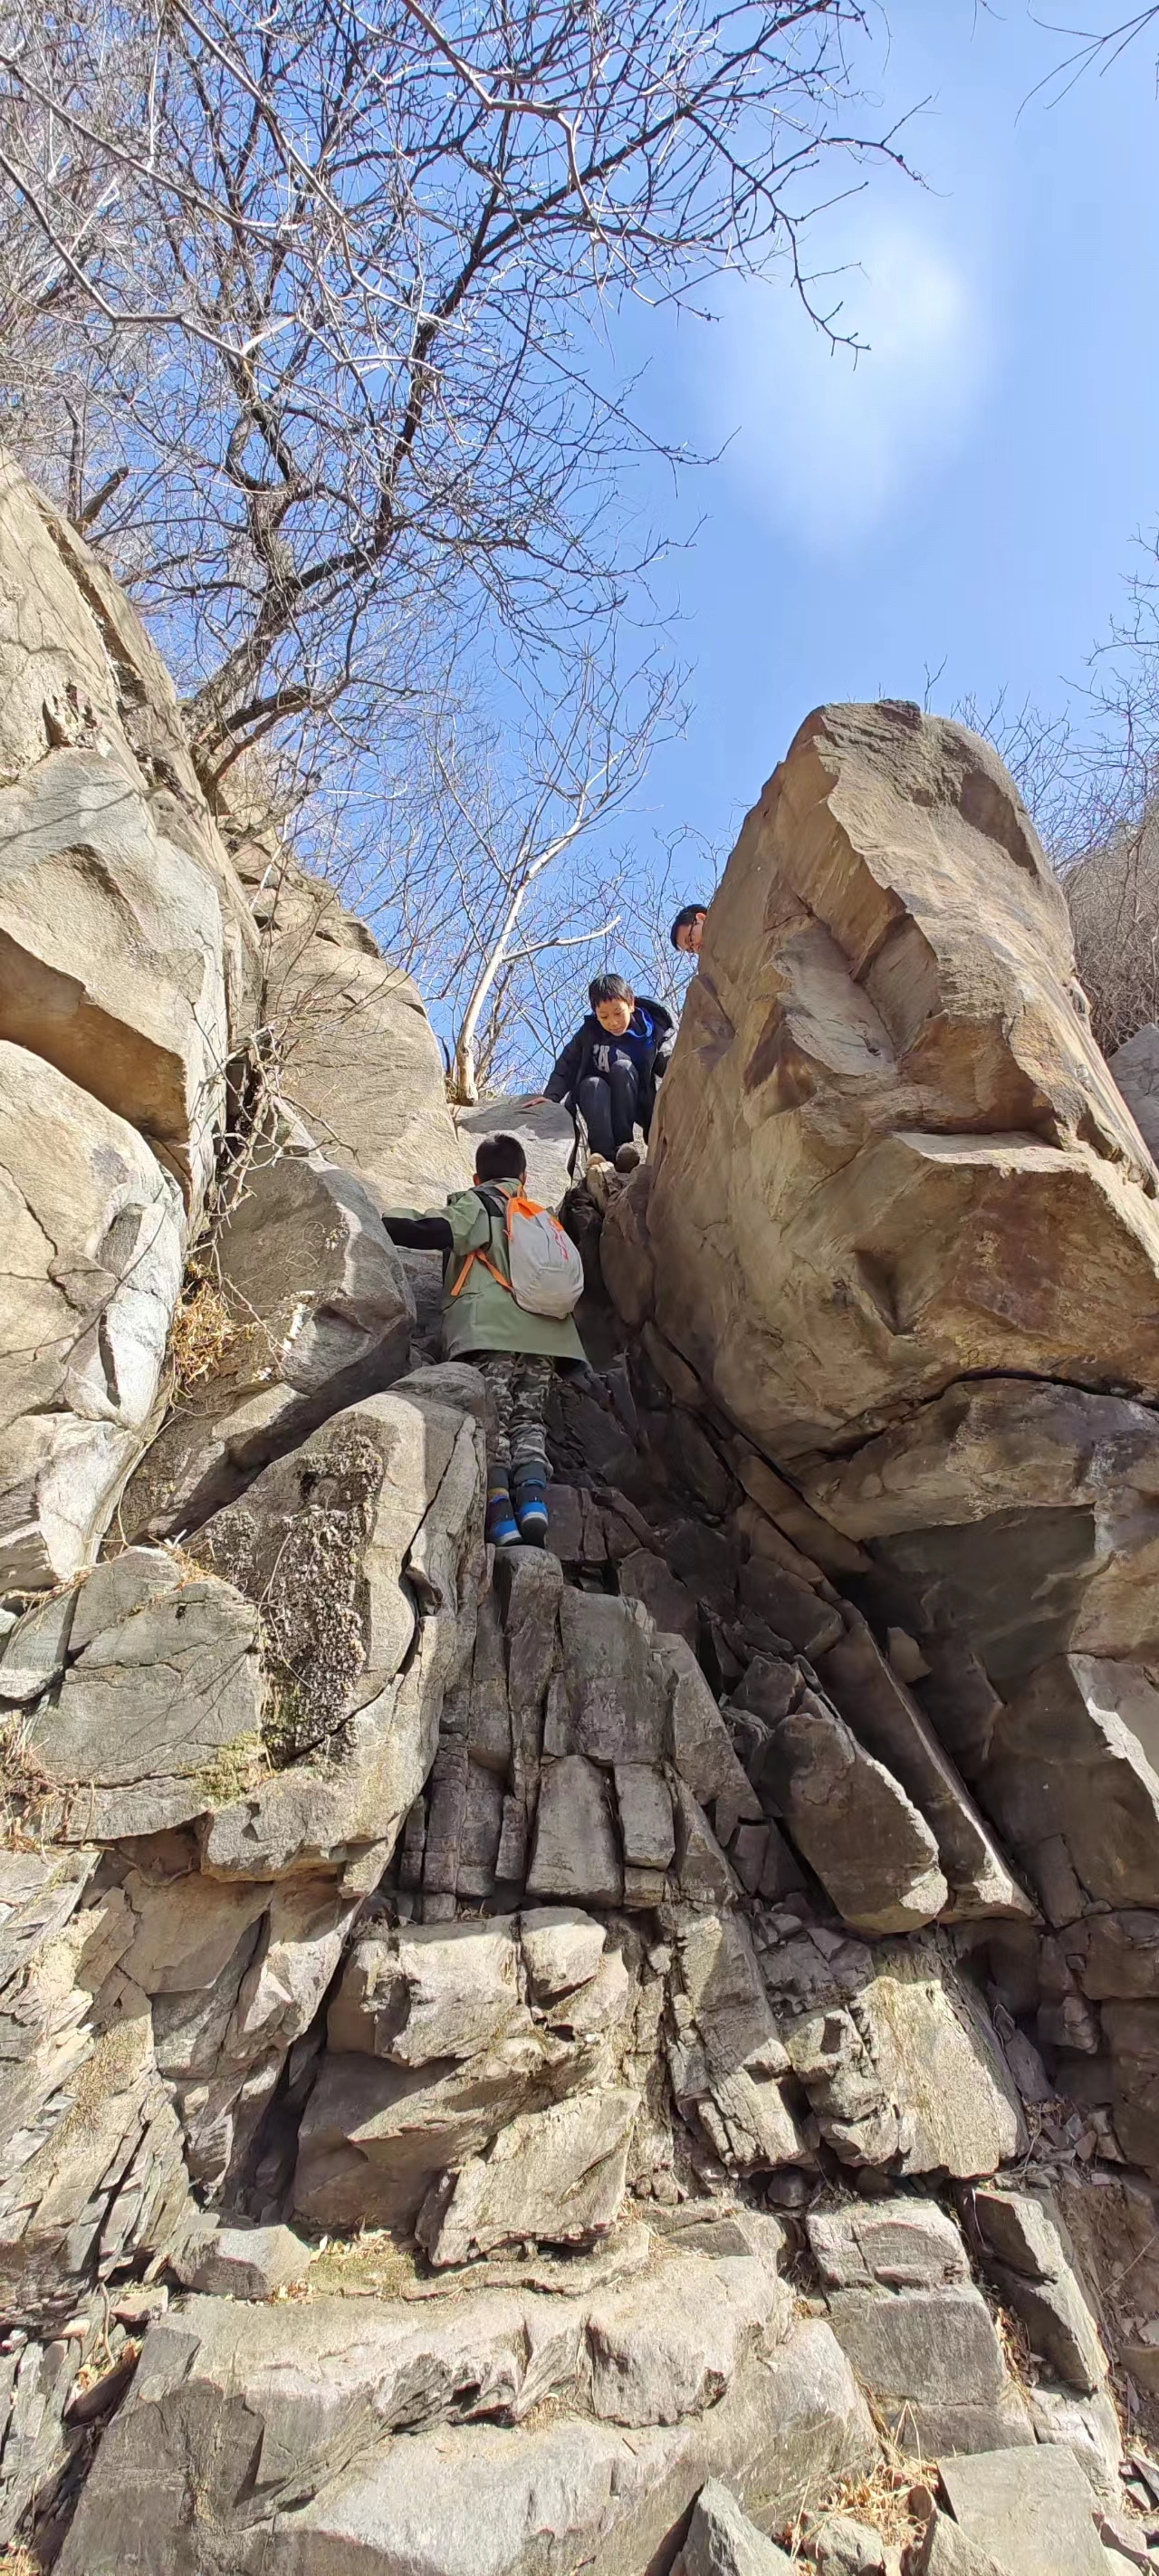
[614,1141,642,1173]
[485,1475,521,1547]
[513,1471,549,1546]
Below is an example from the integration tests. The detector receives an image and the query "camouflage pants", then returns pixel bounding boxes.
[476,1351,554,1475]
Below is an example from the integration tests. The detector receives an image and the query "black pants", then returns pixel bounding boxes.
[577,1063,639,1158]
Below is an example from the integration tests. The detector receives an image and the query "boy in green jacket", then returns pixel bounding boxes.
[382,1134,585,1548]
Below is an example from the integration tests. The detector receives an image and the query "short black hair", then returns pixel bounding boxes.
[589,972,635,1008]
[670,902,710,949]
[474,1133,527,1183]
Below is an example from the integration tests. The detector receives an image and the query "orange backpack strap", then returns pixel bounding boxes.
[450,1246,511,1299]
[450,1186,515,1300]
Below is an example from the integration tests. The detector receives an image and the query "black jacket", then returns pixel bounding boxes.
[544,997,675,1136]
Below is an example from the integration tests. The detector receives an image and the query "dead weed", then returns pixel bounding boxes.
[781,2418,939,2561]
[0,1712,55,1851]
[168,1270,241,1398]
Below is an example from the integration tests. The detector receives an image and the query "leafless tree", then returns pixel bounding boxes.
[1049,549,1159,1056]
[955,558,1159,1061]
[1028,5,1159,104]
[0,0,904,803]
[283,638,682,1097]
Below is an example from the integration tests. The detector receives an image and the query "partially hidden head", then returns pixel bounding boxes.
[474,1133,528,1187]
[670,902,709,956]
[589,971,636,1038]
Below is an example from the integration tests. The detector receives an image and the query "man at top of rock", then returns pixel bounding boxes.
[382,1133,584,1551]
[670,901,711,959]
[541,973,675,1170]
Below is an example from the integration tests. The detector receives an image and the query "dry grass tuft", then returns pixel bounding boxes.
[0,1712,55,1851]
[168,1269,242,1398]
[306,2230,417,2302]
[0,2547,45,2573]
[781,2419,940,2561]
[991,2296,1036,2389]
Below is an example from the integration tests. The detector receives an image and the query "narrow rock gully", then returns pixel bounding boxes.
[3,463,1159,2573]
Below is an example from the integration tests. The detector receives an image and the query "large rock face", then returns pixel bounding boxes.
[609,700,1159,1464]
[0,518,1149,2576]
[803,1378,1159,1686]
[591,701,1159,2230]
[58,2284,875,2576]
[0,449,259,1213]
[235,831,470,1207]
[0,450,263,1585]
[0,1044,184,1586]
[118,1118,415,1543]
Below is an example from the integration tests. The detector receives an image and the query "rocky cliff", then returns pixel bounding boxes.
[2,466,1158,2575]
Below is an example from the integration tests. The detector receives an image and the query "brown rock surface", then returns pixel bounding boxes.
[0,1044,184,1587]
[804,1377,1159,1683]
[118,1120,414,1543]
[614,700,1159,1462]
[0,451,258,1213]
[239,836,470,1206]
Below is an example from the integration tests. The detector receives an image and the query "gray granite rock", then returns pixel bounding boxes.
[0,1044,185,1591]
[971,2186,1107,2393]
[119,1126,415,1543]
[586,2254,790,2427]
[820,2278,1034,2456]
[980,1653,1159,1913]
[328,1918,523,2062]
[0,1860,197,2341]
[738,1676,948,1935]
[815,1610,1032,1921]
[780,1939,1026,2177]
[519,1908,607,2002]
[1109,1021,1159,1167]
[656,1632,764,1835]
[811,2518,887,2576]
[455,1095,576,1209]
[417,2084,640,2265]
[123,1858,358,2188]
[614,1764,675,1870]
[292,1910,639,2237]
[57,2302,875,2576]
[808,2198,970,2293]
[912,2513,1007,2576]
[558,1590,667,1763]
[666,1908,806,2174]
[527,1754,623,1906]
[191,1383,484,1879]
[681,2478,796,2575]
[938,2443,1109,2575]
[12,1551,264,1841]
[176,2221,311,2299]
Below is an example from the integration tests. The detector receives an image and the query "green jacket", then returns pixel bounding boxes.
[387,1183,586,1362]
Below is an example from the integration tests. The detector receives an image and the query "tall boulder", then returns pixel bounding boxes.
[0,448,259,1214]
[607,700,1159,1464]
[1,1045,184,1586]
[118,1119,415,1543]
[0,450,261,1583]
[235,833,470,1207]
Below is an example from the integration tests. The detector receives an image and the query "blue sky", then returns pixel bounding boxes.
[618,0,1159,881]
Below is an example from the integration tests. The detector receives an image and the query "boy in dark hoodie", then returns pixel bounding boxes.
[542,974,675,1165]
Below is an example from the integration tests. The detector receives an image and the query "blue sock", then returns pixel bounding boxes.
[485,1475,521,1547]
[513,1469,549,1544]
